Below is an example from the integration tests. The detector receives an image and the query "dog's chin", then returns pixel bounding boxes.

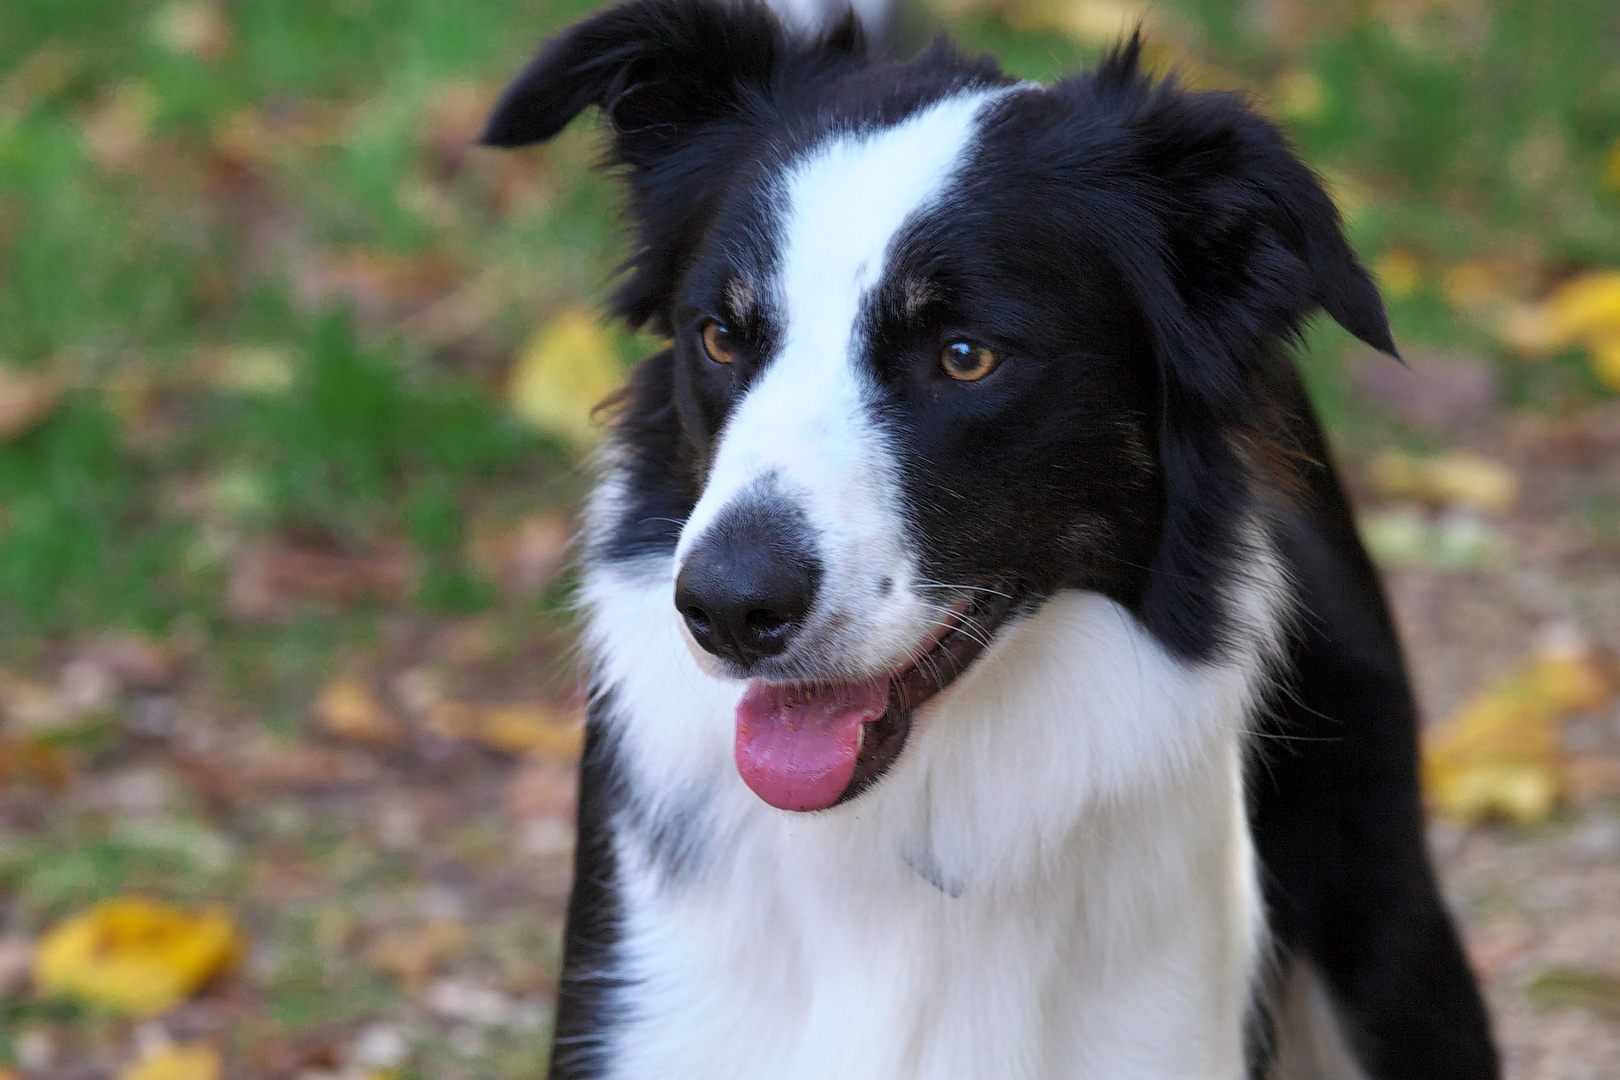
[727,582,1024,813]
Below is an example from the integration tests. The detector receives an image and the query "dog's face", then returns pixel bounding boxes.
[485,0,1394,812]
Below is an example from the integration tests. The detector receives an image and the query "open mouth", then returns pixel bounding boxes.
[733,583,1021,812]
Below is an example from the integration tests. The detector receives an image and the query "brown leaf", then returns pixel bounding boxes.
[312,675,406,747]
[0,367,59,441]
[364,920,467,989]
[0,738,72,790]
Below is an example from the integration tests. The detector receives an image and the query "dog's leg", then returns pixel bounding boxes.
[1248,403,1498,1080]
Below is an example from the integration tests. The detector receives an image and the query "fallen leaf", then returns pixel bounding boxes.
[365,920,466,988]
[146,1,230,61]
[0,367,59,440]
[1524,967,1620,1022]
[1440,259,1530,313]
[1498,271,1620,374]
[82,80,158,172]
[33,898,242,1017]
[1589,333,1620,391]
[1360,507,1507,570]
[207,345,297,395]
[1373,249,1422,299]
[117,1042,223,1080]
[0,737,72,790]
[313,675,405,746]
[1424,632,1620,825]
[1367,450,1519,513]
[1269,69,1327,123]
[507,308,623,450]
[1602,138,1620,198]
[429,701,584,760]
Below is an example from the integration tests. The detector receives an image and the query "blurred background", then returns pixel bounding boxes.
[1,0,1618,1077]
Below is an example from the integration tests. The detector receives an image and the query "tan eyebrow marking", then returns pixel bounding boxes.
[902,277,937,318]
[725,277,756,320]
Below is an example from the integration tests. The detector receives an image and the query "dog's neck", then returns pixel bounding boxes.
[580,549,1284,1079]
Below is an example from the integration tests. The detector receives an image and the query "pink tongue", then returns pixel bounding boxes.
[734,678,888,812]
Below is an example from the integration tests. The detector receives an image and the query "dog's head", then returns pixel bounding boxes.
[485,0,1394,812]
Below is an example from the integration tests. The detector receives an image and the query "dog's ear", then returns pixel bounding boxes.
[1092,39,1395,419]
[482,0,865,330]
[1076,42,1397,660]
[480,0,789,155]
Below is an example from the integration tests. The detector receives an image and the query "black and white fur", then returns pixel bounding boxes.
[480,4,1499,1076]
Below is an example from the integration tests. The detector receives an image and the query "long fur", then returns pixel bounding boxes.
[481,4,1500,1077]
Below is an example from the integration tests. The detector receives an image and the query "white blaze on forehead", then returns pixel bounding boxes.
[677,90,1005,674]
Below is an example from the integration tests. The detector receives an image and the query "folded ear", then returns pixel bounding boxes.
[482,0,866,330]
[1091,39,1395,419]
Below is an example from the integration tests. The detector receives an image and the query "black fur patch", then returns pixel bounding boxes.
[487,3,1498,1076]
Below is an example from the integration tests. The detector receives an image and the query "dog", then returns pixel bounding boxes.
[480,3,1499,1076]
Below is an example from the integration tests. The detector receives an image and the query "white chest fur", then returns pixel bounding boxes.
[581,557,1280,1080]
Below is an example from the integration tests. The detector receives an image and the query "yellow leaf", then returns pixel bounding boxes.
[1506,271,1620,356]
[314,675,405,746]
[508,308,622,450]
[1271,70,1327,123]
[209,345,297,395]
[1441,260,1519,311]
[1424,636,1620,825]
[365,919,466,987]
[1367,450,1519,513]
[430,701,584,760]
[1590,334,1620,391]
[118,1043,223,1080]
[1004,0,1155,46]
[1601,139,1620,198]
[1373,250,1421,300]
[33,898,242,1017]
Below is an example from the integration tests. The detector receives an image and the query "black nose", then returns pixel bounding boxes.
[675,498,821,670]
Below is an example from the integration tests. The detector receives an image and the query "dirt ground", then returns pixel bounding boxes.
[5,393,1620,1080]
[1375,396,1620,1079]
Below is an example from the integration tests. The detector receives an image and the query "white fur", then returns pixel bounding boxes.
[581,547,1283,1080]
[674,90,1014,682]
[575,87,1287,1080]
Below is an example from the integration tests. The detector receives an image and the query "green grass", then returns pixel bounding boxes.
[0,5,1616,1072]
[2,0,1615,645]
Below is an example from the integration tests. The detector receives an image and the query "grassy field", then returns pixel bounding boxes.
[1,1,1618,1077]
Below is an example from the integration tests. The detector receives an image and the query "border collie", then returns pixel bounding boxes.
[480,3,1499,1076]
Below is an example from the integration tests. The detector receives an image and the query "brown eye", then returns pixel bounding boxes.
[701,320,737,364]
[941,340,998,381]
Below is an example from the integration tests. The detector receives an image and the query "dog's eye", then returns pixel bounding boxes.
[700,321,737,364]
[941,341,998,381]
